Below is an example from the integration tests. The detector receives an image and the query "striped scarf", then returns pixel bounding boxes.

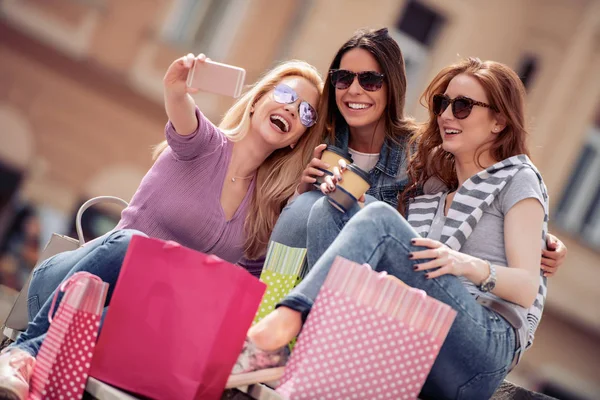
[407,155,549,348]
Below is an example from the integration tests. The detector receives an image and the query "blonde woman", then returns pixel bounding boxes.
[0,54,323,399]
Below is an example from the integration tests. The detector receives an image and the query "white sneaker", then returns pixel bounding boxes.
[226,338,288,388]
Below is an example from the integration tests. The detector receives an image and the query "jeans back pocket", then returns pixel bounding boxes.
[27,295,41,322]
[457,365,508,399]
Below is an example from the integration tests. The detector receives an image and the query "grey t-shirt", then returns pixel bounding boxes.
[426,168,545,350]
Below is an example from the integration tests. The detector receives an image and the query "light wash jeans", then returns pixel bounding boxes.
[270,190,377,268]
[11,229,146,356]
[280,199,517,400]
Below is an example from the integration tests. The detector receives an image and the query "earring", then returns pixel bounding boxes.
[290,143,295,149]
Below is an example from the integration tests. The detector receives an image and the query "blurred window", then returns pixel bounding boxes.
[396,0,443,47]
[391,0,445,109]
[273,1,314,60]
[161,0,233,51]
[555,106,600,249]
[517,54,539,90]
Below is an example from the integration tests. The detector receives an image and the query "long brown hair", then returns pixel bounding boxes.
[312,28,416,154]
[400,57,530,213]
[154,61,323,259]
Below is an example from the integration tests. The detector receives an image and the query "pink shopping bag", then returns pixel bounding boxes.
[28,272,108,400]
[89,236,266,400]
[277,257,457,400]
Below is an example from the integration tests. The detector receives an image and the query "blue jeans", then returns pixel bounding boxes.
[281,199,516,399]
[12,229,146,357]
[270,191,322,249]
[270,190,377,268]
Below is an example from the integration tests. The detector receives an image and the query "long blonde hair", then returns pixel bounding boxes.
[154,60,324,259]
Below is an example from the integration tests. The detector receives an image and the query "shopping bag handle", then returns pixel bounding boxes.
[363,263,426,297]
[162,241,224,265]
[48,272,102,323]
[76,196,129,246]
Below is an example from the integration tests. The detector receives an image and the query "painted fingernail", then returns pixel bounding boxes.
[413,265,418,271]
[411,239,416,245]
[424,274,430,279]
[408,253,414,259]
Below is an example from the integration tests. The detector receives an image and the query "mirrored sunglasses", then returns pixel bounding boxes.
[273,83,318,128]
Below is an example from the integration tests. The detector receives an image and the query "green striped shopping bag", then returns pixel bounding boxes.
[254,241,307,324]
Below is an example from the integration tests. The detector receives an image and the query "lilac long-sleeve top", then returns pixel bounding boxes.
[116,107,255,265]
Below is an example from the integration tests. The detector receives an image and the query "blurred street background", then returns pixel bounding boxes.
[0,0,598,398]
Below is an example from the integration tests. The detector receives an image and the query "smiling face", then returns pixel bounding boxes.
[249,76,320,150]
[437,73,504,160]
[334,48,387,132]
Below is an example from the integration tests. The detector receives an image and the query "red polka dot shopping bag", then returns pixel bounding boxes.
[276,257,457,400]
[28,272,108,400]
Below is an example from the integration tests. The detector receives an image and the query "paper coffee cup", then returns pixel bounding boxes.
[315,145,353,187]
[327,164,371,212]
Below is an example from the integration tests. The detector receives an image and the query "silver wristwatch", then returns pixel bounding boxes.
[478,260,496,292]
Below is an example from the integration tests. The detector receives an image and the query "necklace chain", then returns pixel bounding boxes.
[231,174,253,182]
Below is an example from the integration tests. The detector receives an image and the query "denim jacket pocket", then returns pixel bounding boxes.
[377,186,400,208]
[456,365,508,399]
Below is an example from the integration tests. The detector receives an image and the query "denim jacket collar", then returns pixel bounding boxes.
[334,123,403,178]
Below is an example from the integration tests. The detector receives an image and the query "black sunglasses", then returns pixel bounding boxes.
[432,94,498,120]
[329,69,385,92]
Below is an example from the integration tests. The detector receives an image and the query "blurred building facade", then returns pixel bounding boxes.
[0,0,598,397]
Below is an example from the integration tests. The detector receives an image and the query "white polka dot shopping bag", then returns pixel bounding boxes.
[28,272,108,400]
[276,257,457,400]
[254,241,307,324]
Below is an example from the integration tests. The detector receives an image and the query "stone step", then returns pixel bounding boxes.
[221,381,557,400]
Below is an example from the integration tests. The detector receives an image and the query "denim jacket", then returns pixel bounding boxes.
[334,124,409,208]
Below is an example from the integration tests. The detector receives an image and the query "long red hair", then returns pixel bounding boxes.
[400,57,530,213]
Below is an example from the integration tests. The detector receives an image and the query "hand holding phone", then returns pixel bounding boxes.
[186,57,246,98]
